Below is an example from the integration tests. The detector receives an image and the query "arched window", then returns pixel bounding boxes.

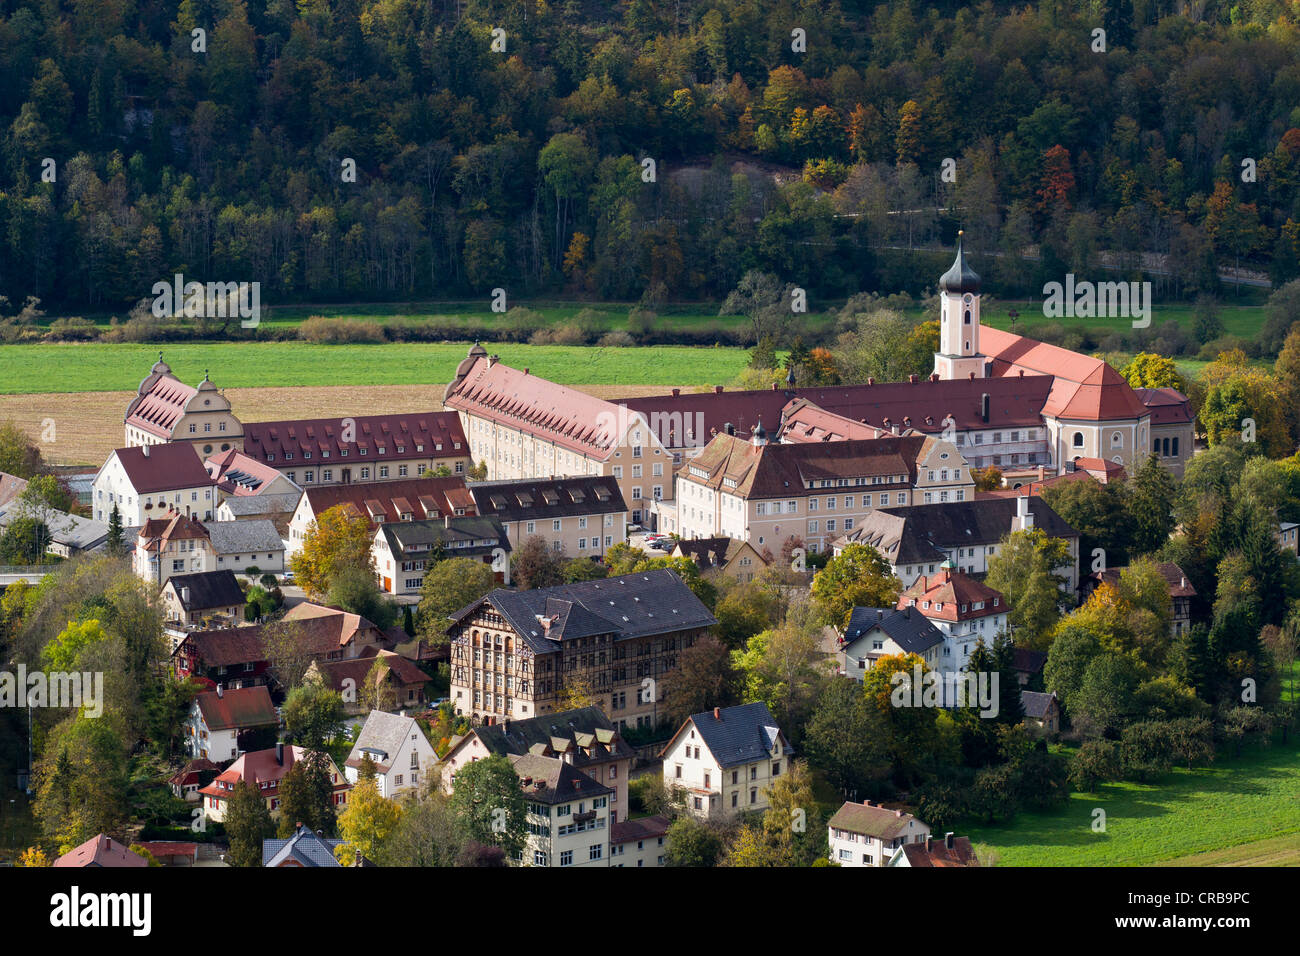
[1072,432,1085,448]
[1172,437,1179,456]
[964,310,971,324]
[1162,437,1170,457]
[1111,431,1122,448]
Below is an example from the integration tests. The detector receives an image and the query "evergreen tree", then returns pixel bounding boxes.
[225,779,275,867]
[106,503,124,557]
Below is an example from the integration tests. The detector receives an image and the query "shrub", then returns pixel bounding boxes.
[45,316,99,341]
[597,330,635,348]
[297,316,386,343]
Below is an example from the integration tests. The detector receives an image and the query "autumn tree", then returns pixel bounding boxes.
[417,557,497,647]
[667,634,740,727]
[290,505,375,598]
[983,528,1072,651]
[335,776,404,865]
[811,542,901,630]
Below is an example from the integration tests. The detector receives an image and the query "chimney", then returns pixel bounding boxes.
[895,808,903,817]
[862,800,871,807]
[969,371,975,380]
[980,393,990,423]
[876,609,883,621]
[908,374,918,384]
[276,741,284,765]
[216,684,223,698]
[672,388,681,397]
[142,444,150,457]
[945,831,954,849]
[444,514,451,528]
[930,373,939,382]
[355,848,363,867]
[713,385,723,393]
[713,707,722,720]
[523,367,529,375]
[725,423,735,436]
[1180,576,1186,589]
[771,382,779,390]
[867,377,874,385]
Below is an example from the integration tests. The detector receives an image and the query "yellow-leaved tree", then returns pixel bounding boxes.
[289,505,375,598]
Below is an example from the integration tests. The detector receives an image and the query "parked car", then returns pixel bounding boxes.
[649,538,673,551]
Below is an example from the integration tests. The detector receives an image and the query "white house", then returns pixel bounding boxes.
[610,815,670,868]
[343,710,437,799]
[93,443,217,525]
[508,753,612,868]
[898,561,1009,672]
[186,685,278,761]
[839,606,945,680]
[659,702,793,819]
[828,801,931,867]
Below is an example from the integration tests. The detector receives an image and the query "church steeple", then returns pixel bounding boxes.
[933,231,987,381]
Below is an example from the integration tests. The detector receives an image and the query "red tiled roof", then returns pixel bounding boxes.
[1134,387,1194,425]
[54,834,148,868]
[175,612,358,668]
[301,477,474,528]
[136,511,209,551]
[610,814,671,844]
[110,442,216,495]
[169,758,220,786]
[205,449,291,496]
[199,745,350,800]
[124,363,199,440]
[132,841,198,860]
[899,835,979,867]
[980,327,1149,421]
[899,567,1004,622]
[444,355,626,460]
[194,685,278,731]
[244,412,466,465]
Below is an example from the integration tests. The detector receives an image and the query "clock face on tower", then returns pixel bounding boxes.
[963,293,973,305]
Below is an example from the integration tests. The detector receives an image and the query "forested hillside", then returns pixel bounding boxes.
[1,0,1299,312]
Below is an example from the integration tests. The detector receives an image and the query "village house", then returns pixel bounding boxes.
[469,475,628,558]
[828,801,932,867]
[343,710,438,799]
[443,345,673,527]
[305,648,430,715]
[371,515,509,597]
[198,742,350,823]
[93,442,217,525]
[53,834,148,868]
[186,685,279,761]
[242,412,469,488]
[205,448,302,498]
[507,752,613,867]
[285,476,476,559]
[161,569,245,632]
[168,758,220,802]
[1021,690,1061,735]
[659,702,793,819]
[897,561,1009,672]
[839,606,945,680]
[888,832,979,867]
[0,504,108,557]
[438,706,634,822]
[123,358,244,457]
[835,494,1080,591]
[135,512,284,586]
[610,815,670,867]
[446,569,716,729]
[1278,522,1298,558]
[1082,561,1198,636]
[667,429,973,557]
[215,492,302,538]
[670,536,770,582]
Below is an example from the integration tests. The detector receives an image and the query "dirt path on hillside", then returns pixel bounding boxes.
[0,383,673,468]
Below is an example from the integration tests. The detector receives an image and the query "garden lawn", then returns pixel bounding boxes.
[0,341,760,394]
[963,741,1300,866]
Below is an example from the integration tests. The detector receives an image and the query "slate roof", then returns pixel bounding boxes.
[465,706,633,769]
[664,702,792,769]
[194,685,278,731]
[671,536,763,571]
[108,442,216,494]
[244,412,466,466]
[262,824,344,867]
[1021,691,1058,720]
[1012,647,1048,676]
[345,710,429,773]
[53,833,148,868]
[0,505,108,551]
[829,801,924,839]
[843,607,945,655]
[509,753,612,805]
[471,475,627,521]
[203,519,284,555]
[166,569,245,611]
[837,496,1077,565]
[377,515,508,559]
[1134,387,1195,425]
[217,492,302,518]
[450,569,716,653]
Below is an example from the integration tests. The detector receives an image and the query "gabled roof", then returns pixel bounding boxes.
[205,449,295,496]
[829,801,924,839]
[682,433,929,500]
[217,492,302,518]
[194,685,278,731]
[345,710,429,773]
[203,519,284,555]
[164,569,245,611]
[508,753,612,805]
[461,706,634,768]
[313,650,428,700]
[301,477,474,527]
[243,412,466,465]
[107,442,216,494]
[898,567,1005,622]
[175,607,371,668]
[451,570,716,654]
[671,536,765,571]
[1021,690,1059,719]
[897,835,979,867]
[444,354,630,460]
[123,359,200,440]
[377,515,507,558]
[200,745,348,801]
[168,757,220,787]
[0,472,29,508]
[843,606,944,655]
[262,823,344,867]
[471,475,627,521]
[0,505,108,550]
[54,833,147,868]
[664,702,792,769]
[611,814,671,844]
[980,327,1149,421]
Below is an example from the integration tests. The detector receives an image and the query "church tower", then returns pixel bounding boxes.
[933,232,987,381]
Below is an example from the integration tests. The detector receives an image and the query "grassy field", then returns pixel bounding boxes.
[965,741,1300,866]
[1158,831,1300,866]
[0,341,760,394]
